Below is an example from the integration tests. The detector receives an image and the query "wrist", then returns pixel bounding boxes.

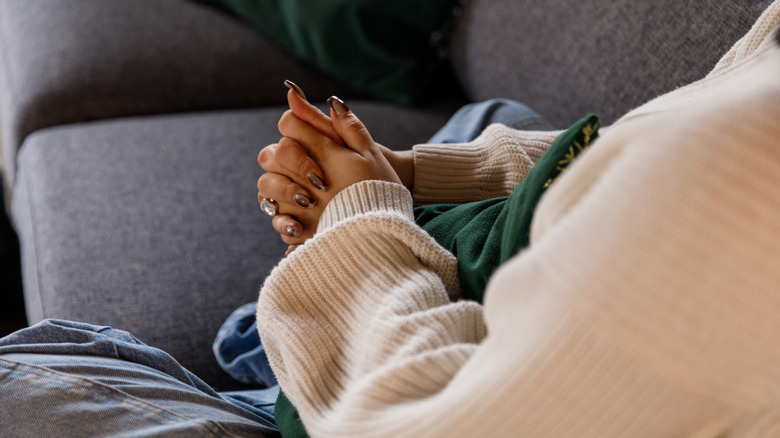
[384,148,414,191]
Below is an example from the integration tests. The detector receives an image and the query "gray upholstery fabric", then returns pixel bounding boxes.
[450,0,772,127]
[11,104,452,390]
[0,0,352,183]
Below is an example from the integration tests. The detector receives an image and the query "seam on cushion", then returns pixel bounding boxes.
[0,1,20,107]
[16,154,45,321]
[0,1,21,185]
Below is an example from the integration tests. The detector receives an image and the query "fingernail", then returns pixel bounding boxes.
[307,172,328,192]
[286,225,300,237]
[284,80,307,101]
[294,193,315,209]
[327,96,349,115]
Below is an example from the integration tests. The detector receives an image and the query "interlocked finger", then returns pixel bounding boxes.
[275,138,329,191]
[278,110,343,161]
[272,214,312,245]
[257,172,318,216]
[258,138,328,192]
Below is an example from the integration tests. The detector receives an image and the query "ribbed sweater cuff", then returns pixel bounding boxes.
[317,180,414,233]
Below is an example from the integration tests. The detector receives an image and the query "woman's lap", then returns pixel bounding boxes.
[0,319,278,437]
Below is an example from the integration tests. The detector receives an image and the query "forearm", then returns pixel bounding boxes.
[257,181,485,436]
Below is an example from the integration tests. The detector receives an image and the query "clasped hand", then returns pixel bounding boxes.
[257,83,408,254]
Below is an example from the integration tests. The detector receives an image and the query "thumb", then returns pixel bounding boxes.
[327,96,374,154]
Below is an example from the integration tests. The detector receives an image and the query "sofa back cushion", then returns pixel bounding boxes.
[449,0,772,126]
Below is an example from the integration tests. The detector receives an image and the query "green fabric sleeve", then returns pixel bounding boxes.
[415,114,601,302]
[274,389,309,438]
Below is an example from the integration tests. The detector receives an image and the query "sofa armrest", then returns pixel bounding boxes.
[0,0,350,183]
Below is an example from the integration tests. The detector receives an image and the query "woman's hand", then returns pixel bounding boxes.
[281,83,415,191]
[257,136,328,245]
[278,95,403,191]
[257,85,403,251]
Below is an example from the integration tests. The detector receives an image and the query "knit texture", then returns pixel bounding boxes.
[710,1,780,75]
[257,9,780,437]
[316,180,415,233]
[411,127,562,205]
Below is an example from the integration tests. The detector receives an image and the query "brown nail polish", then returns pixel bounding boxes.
[286,225,300,237]
[307,172,328,192]
[294,193,315,209]
[327,96,349,115]
[284,80,307,101]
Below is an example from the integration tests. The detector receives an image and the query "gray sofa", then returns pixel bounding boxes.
[0,0,770,391]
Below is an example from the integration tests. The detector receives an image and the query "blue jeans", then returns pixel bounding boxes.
[0,319,278,437]
[214,302,278,387]
[426,98,554,143]
[213,98,554,401]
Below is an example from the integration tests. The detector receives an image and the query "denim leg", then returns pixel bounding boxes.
[426,98,555,144]
[213,302,277,387]
[0,319,279,437]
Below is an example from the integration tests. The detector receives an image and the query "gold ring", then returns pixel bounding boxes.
[261,198,279,217]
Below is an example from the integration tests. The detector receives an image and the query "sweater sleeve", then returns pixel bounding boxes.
[258,180,487,437]
[257,45,780,437]
[411,125,562,204]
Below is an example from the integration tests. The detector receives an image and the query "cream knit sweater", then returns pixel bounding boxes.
[257,9,780,437]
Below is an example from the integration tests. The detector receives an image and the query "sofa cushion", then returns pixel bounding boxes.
[0,0,351,184]
[11,104,451,390]
[450,0,773,127]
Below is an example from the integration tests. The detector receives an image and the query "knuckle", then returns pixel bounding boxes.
[343,114,368,132]
[257,173,272,193]
[277,110,294,133]
[344,117,364,132]
[294,154,314,178]
[257,145,275,168]
[278,139,315,178]
[276,137,296,156]
[285,180,302,202]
